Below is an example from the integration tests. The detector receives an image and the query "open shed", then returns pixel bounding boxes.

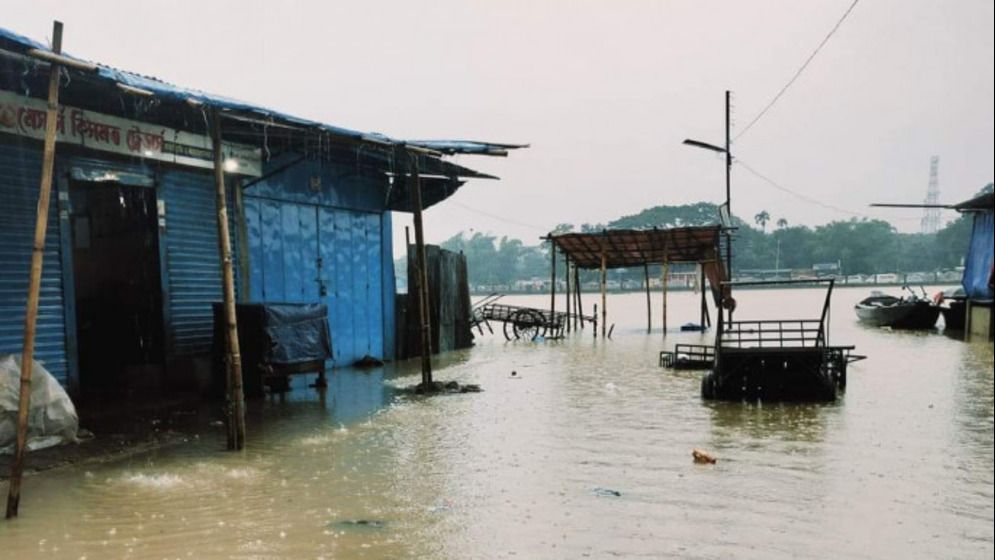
[547,226,731,337]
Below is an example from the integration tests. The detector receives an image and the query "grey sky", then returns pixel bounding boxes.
[6,0,994,254]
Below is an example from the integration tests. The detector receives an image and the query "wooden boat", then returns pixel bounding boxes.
[854,290,940,329]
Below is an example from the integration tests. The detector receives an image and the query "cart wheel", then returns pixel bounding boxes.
[502,320,515,341]
[512,309,546,341]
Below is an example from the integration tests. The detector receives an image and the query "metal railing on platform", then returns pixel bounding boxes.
[720,319,825,349]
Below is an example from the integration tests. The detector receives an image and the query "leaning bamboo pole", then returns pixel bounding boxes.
[6,21,64,520]
[409,156,433,387]
[210,110,246,451]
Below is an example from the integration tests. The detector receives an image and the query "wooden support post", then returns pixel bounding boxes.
[644,263,652,333]
[410,157,433,387]
[662,259,670,337]
[600,251,607,339]
[575,266,583,329]
[211,109,246,451]
[7,21,64,519]
[564,258,571,334]
[700,265,709,329]
[549,237,556,328]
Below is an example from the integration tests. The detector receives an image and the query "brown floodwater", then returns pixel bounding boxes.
[1,287,992,559]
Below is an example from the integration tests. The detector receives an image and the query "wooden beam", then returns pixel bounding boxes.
[211,109,246,451]
[7,21,64,520]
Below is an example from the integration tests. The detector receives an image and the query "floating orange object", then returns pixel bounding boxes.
[692,449,717,464]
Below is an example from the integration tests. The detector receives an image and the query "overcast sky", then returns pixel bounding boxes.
[6,0,994,252]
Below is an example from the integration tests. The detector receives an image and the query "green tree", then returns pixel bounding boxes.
[754,210,771,233]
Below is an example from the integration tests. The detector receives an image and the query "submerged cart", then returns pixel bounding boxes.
[701,279,864,402]
[471,296,595,341]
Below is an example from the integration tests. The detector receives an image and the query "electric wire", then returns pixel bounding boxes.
[737,158,922,223]
[735,0,861,141]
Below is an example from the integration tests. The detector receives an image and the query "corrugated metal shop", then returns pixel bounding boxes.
[0,25,520,401]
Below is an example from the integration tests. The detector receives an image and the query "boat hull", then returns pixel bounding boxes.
[855,300,940,329]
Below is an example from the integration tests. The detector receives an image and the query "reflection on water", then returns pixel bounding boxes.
[0,287,992,559]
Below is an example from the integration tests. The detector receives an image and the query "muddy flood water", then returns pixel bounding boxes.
[1,287,993,559]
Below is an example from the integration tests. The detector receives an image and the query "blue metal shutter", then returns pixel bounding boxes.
[159,169,237,357]
[0,143,69,384]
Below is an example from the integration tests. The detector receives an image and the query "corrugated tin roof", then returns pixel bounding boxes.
[550,226,724,269]
[0,26,525,158]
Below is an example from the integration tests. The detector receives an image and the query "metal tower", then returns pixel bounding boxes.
[921,156,941,234]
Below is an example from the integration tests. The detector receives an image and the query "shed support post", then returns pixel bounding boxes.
[600,250,607,339]
[6,20,63,520]
[700,265,710,329]
[644,264,652,333]
[410,157,433,387]
[662,256,670,336]
[565,258,571,334]
[574,266,583,329]
[211,109,246,451]
[549,237,556,333]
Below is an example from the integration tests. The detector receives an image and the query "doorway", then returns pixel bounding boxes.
[70,179,165,397]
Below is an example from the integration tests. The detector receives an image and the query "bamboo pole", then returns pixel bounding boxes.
[211,109,246,451]
[644,264,652,333]
[6,21,64,520]
[410,157,433,387]
[600,251,607,339]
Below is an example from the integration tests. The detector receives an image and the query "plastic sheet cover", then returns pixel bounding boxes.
[263,304,333,364]
[0,354,79,454]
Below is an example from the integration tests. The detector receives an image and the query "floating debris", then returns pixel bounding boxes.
[399,381,483,396]
[328,519,388,531]
[353,355,385,368]
[692,449,717,465]
[592,487,622,498]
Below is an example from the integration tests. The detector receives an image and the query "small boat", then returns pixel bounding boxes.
[854,289,940,329]
[935,287,967,331]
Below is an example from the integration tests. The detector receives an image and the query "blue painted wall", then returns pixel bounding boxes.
[243,157,395,366]
[1,140,395,395]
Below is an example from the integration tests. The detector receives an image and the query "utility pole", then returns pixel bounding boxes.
[684,90,735,322]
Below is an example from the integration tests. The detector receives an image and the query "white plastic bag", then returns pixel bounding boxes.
[0,354,79,454]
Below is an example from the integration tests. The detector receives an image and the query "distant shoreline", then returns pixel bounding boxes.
[469,280,961,297]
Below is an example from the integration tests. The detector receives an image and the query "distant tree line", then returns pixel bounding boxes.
[400,184,992,289]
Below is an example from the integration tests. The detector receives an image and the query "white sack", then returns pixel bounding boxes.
[0,354,79,454]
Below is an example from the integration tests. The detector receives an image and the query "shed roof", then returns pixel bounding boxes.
[954,192,994,212]
[549,226,724,269]
[0,26,526,158]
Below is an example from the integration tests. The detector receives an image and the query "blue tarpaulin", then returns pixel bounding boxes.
[962,211,994,300]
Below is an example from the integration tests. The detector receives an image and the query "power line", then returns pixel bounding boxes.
[735,0,861,141]
[736,158,920,223]
[448,200,549,233]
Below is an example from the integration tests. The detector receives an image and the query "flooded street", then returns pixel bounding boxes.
[1,287,992,559]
